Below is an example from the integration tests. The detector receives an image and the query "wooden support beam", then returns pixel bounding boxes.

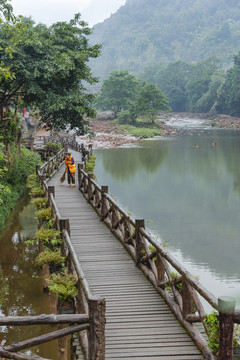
[0,347,49,360]
[0,314,89,326]
[4,324,89,353]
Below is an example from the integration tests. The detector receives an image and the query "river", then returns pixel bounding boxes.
[93,116,240,312]
[0,197,58,357]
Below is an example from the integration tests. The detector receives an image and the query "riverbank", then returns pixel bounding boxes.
[78,112,240,149]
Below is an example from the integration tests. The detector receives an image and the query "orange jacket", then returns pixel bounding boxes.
[65,156,76,173]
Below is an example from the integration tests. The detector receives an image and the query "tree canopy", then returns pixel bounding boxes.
[217,52,240,116]
[96,70,170,123]
[0,13,101,135]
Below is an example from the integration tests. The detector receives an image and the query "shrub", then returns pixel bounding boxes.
[37,207,52,222]
[47,271,78,304]
[30,186,45,197]
[35,227,62,249]
[35,249,65,268]
[44,141,62,153]
[26,174,39,190]
[32,197,48,209]
[117,110,132,124]
[86,155,96,174]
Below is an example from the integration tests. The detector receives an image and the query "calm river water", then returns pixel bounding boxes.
[94,118,240,312]
[0,198,58,357]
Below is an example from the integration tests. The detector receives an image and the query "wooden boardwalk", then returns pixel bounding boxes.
[48,149,204,360]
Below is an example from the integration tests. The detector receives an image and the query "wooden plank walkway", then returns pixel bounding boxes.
[48,149,204,360]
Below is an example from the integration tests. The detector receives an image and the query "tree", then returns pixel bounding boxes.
[0,14,101,135]
[96,70,141,117]
[135,82,170,123]
[217,52,240,116]
[156,61,192,112]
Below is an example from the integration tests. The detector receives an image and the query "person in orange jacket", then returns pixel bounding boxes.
[65,152,76,187]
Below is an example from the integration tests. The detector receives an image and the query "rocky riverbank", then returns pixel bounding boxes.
[38,112,240,150]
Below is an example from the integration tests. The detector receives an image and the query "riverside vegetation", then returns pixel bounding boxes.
[27,173,78,308]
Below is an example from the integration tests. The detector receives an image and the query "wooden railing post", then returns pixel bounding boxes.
[48,186,55,207]
[59,219,70,237]
[48,185,55,198]
[100,186,108,221]
[88,296,105,360]
[88,144,93,156]
[218,296,236,360]
[36,164,41,175]
[78,164,84,190]
[87,174,94,202]
[182,278,192,320]
[135,219,145,264]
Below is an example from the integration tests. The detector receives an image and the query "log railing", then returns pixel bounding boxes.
[78,164,239,360]
[0,146,105,360]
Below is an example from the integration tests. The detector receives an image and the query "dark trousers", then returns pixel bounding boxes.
[67,172,75,184]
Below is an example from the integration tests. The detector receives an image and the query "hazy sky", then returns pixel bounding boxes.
[10,0,126,27]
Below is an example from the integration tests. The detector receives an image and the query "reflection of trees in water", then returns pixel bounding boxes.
[100,144,168,180]
[96,132,240,281]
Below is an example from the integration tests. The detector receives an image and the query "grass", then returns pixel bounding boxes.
[117,117,162,138]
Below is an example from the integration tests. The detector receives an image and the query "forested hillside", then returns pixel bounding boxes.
[90,0,240,81]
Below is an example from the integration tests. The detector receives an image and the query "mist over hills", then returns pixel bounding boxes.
[89,0,240,81]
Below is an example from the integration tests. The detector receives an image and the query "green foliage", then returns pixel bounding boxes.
[31,197,48,210]
[0,144,41,231]
[117,110,132,125]
[97,70,170,124]
[125,125,162,138]
[34,227,62,249]
[135,82,170,122]
[142,58,224,113]
[37,207,52,222]
[217,51,240,116]
[0,13,101,135]
[47,271,78,303]
[90,0,240,80]
[26,174,39,189]
[204,311,240,353]
[30,186,45,198]
[203,311,219,354]
[86,155,96,174]
[44,142,62,153]
[97,70,141,117]
[35,249,65,268]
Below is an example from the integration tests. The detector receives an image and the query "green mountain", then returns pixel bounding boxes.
[89,0,240,81]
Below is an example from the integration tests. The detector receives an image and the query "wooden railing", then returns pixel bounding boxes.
[78,164,239,360]
[0,145,105,360]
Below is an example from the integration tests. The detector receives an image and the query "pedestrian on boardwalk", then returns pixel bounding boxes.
[65,152,76,187]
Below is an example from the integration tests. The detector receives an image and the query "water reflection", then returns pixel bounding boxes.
[0,197,58,358]
[94,128,240,305]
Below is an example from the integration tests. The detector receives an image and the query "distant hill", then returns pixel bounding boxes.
[89,0,240,81]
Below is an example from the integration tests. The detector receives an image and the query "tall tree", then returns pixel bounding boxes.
[135,82,170,123]
[217,52,240,116]
[0,14,101,135]
[96,70,141,117]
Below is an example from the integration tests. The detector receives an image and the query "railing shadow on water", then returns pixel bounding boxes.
[0,135,238,360]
